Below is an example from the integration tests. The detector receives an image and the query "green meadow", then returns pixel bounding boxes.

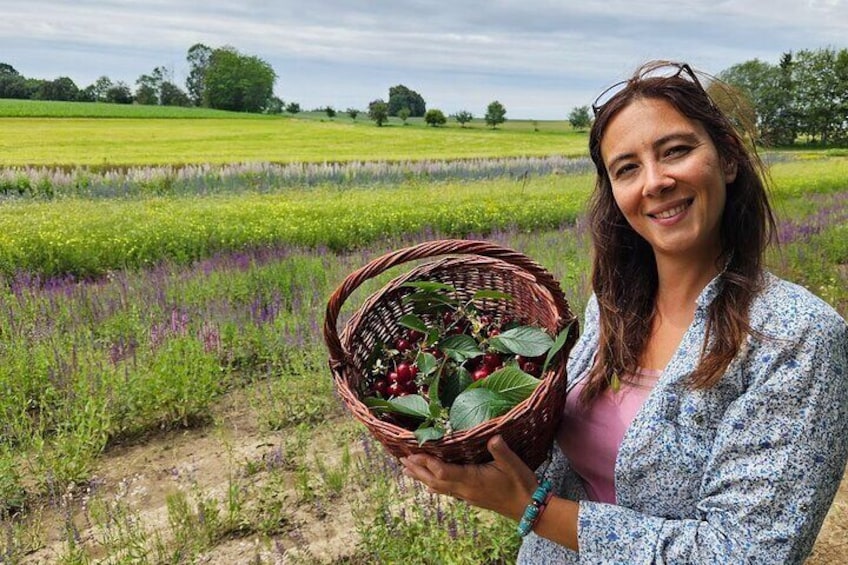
[0,100,586,167]
[0,100,847,563]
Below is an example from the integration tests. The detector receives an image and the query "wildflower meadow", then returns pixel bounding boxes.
[0,115,846,563]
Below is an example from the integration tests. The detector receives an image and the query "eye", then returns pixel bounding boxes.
[611,162,638,179]
[664,145,692,159]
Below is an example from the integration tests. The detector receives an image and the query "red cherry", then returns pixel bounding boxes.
[409,364,419,377]
[487,328,500,337]
[521,361,540,377]
[396,363,413,383]
[387,381,406,397]
[371,380,388,396]
[472,368,490,382]
[483,352,502,370]
[403,380,419,394]
[395,338,411,352]
[407,330,424,343]
[387,371,400,383]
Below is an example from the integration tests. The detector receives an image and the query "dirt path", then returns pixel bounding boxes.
[15,387,848,564]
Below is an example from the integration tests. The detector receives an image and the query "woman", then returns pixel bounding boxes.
[400,61,848,563]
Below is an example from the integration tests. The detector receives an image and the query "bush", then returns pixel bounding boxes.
[485,101,506,128]
[424,109,447,127]
[454,110,473,127]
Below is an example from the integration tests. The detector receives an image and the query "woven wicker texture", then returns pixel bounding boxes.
[324,239,578,469]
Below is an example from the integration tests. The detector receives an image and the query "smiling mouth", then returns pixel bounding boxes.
[649,199,694,219]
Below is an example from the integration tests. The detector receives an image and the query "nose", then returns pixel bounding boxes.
[642,161,675,197]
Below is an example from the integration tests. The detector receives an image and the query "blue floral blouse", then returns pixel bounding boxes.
[518,272,848,564]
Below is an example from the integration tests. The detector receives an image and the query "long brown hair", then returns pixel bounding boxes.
[581,61,776,402]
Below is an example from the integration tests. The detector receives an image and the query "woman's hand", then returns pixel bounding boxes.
[400,435,539,521]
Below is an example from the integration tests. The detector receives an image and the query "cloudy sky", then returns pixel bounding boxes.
[1,0,845,119]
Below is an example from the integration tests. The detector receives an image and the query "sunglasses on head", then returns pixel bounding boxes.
[591,62,710,117]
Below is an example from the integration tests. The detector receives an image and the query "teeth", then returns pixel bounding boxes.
[654,203,688,219]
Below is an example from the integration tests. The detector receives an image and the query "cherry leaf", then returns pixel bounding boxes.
[488,326,553,357]
[472,290,513,301]
[449,388,514,431]
[468,365,540,404]
[414,426,445,445]
[439,334,483,363]
[541,321,576,374]
[398,313,428,334]
[364,394,430,420]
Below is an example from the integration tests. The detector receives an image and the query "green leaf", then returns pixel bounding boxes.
[441,366,473,408]
[439,334,483,363]
[469,365,540,404]
[403,293,459,313]
[363,397,393,412]
[402,281,456,293]
[424,328,441,347]
[472,290,513,301]
[415,351,439,376]
[428,374,443,414]
[449,388,514,431]
[488,326,553,357]
[387,395,431,419]
[541,321,575,374]
[398,314,429,334]
[414,426,445,445]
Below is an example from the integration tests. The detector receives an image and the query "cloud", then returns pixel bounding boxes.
[0,0,845,119]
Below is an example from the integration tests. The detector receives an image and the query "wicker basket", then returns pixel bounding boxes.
[323,239,578,470]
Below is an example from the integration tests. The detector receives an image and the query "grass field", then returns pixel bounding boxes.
[0,99,272,119]
[0,100,585,167]
[0,106,847,563]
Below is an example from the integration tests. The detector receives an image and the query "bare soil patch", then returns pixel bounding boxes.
[15,386,848,564]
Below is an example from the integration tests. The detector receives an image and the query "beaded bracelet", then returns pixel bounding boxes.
[516,479,553,537]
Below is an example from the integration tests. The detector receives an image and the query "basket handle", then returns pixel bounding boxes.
[324,239,572,369]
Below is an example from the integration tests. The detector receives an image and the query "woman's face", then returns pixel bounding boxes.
[600,97,736,266]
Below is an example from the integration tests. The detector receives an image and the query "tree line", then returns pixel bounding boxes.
[0,44,277,114]
[3,44,845,141]
[717,47,848,146]
[564,47,848,146]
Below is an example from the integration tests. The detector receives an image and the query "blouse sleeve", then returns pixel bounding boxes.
[575,295,848,563]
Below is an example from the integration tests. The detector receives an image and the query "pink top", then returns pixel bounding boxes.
[557,368,661,504]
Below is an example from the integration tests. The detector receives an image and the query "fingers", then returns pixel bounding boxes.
[400,453,460,497]
[487,435,537,487]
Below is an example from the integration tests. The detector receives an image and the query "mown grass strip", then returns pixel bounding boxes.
[0,117,587,167]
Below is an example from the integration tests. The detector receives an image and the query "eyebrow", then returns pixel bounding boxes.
[605,131,702,172]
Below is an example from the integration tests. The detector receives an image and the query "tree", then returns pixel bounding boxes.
[718,58,796,145]
[424,108,446,127]
[368,99,389,126]
[35,77,79,101]
[792,47,848,144]
[134,82,158,105]
[346,107,360,120]
[186,43,213,106]
[76,85,96,102]
[398,107,411,124]
[485,100,506,128]
[203,46,277,112]
[388,85,426,117]
[285,102,301,114]
[324,106,337,119]
[454,110,473,127]
[105,82,133,104]
[265,96,285,114]
[160,82,190,106]
[91,76,114,102]
[0,64,29,99]
[567,105,592,130]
